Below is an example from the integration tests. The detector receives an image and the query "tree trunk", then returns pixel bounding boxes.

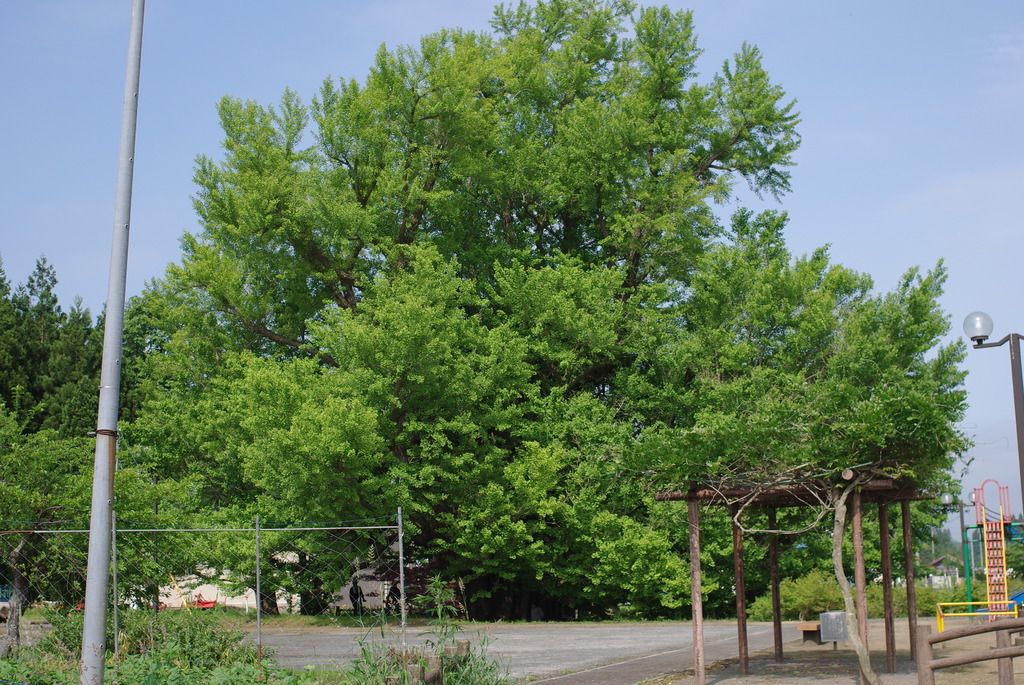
[297,551,327,615]
[517,585,530,622]
[260,587,280,615]
[0,534,33,658]
[832,481,880,685]
[299,586,327,615]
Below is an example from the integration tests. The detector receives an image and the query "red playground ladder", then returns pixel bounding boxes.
[974,479,1012,614]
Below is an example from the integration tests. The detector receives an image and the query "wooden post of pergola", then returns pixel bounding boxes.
[732,504,749,674]
[851,491,869,652]
[902,499,919,662]
[688,499,705,685]
[657,475,927,680]
[768,508,783,663]
[878,502,897,673]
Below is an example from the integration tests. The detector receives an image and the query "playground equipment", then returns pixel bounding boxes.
[935,601,1018,631]
[935,480,1024,629]
[975,479,1013,615]
[935,480,1024,630]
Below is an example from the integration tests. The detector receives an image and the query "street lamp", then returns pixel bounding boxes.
[963,311,1024,516]
[940,492,973,602]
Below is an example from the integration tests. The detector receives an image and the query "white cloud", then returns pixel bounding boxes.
[886,165,1024,248]
[979,28,1024,103]
[800,126,883,162]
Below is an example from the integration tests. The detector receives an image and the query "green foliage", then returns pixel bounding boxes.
[749,571,970,622]
[37,606,257,664]
[0,609,331,685]
[341,575,512,685]
[0,256,102,436]
[343,640,511,685]
[583,511,689,613]
[748,568,843,621]
[181,0,800,342]
[647,211,967,494]
[0,406,93,523]
[1005,530,1024,582]
[99,0,966,623]
[867,580,968,619]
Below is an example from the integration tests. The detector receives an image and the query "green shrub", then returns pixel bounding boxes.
[906,581,969,617]
[1,586,510,684]
[34,606,260,666]
[0,608,310,684]
[750,572,970,622]
[341,575,512,685]
[749,569,843,621]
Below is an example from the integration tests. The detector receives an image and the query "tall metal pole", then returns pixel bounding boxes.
[80,1,145,682]
[1008,334,1024,515]
[111,512,118,658]
[959,504,972,603]
[973,333,1024,513]
[398,507,407,646]
[965,312,1024,516]
[255,515,263,668]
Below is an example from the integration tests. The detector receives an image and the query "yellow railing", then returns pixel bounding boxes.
[936,601,1018,631]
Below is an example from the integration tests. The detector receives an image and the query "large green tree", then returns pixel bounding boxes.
[177,0,797,350]
[0,403,173,656]
[124,0,965,620]
[0,257,102,436]
[644,209,967,487]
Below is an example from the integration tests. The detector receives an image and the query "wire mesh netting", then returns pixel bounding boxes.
[0,514,406,679]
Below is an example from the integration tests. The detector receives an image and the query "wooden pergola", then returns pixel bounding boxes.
[656,475,929,685]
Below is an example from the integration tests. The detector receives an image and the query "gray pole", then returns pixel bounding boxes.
[112,509,118,655]
[80,1,145,682]
[398,507,407,646]
[1008,334,1024,516]
[255,515,263,667]
[969,330,1024,516]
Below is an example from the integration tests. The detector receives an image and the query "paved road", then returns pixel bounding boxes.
[258,620,780,683]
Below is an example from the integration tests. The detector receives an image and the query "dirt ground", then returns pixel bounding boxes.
[259,616,1024,684]
[653,617,1024,685]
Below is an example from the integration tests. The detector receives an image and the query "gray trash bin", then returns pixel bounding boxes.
[819,611,848,642]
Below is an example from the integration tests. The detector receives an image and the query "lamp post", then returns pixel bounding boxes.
[940,493,972,602]
[963,311,1024,516]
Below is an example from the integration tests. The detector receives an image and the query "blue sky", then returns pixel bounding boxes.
[2,1,1023,517]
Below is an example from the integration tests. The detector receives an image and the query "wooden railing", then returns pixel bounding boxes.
[916,617,1024,685]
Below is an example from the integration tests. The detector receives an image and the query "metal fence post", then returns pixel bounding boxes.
[111,512,118,658]
[255,515,262,667]
[398,507,407,646]
[14,516,401,673]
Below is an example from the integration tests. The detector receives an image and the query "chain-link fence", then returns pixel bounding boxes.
[0,511,406,674]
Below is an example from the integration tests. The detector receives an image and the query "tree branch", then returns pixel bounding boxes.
[218,299,338,367]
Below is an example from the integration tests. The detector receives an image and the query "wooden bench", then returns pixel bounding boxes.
[796,621,822,645]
